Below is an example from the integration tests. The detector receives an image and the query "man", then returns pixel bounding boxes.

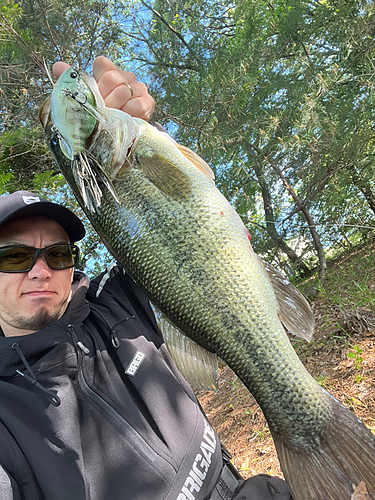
[0,57,292,500]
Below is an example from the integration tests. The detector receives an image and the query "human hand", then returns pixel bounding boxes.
[52,56,155,121]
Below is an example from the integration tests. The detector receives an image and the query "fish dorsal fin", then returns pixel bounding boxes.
[135,152,192,200]
[152,305,219,392]
[176,144,215,184]
[259,256,315,341]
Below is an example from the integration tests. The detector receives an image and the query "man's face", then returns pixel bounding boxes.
[0,216,74,337]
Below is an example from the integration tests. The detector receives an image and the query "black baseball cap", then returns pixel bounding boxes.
[0,191,85,242]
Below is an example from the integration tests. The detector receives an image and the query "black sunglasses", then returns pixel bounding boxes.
[0,244,80,273]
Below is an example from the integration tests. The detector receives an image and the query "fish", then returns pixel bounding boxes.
[40,68,375,500]
[49,68,118,211]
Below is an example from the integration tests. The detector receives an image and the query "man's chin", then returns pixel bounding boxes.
[13,308,62,332]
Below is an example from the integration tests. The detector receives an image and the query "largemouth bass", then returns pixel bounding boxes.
[40,68,375,500]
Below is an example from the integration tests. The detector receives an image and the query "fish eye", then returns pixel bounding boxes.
[70,71,78,79]
[51,135,59,147]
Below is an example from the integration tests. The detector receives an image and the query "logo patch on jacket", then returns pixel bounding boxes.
[125,351,145,377]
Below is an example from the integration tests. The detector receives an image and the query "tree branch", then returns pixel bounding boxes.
[139,0,192,53]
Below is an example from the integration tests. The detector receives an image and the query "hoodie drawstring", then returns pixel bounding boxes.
[12,343,61,407]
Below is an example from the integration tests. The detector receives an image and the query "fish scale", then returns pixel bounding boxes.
[40,68,375,500]
[77,142,334,446]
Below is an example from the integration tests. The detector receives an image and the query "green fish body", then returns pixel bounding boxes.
[40,71,375,500]
[50,68,97,160]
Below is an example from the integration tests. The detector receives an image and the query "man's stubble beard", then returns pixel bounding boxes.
[11,308,61,331]
[10,299,70,331]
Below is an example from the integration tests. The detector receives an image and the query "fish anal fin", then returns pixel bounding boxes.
[176,144,215,184]
[135,152,192,200]
[152,305,218,392]
[258,256,314,341]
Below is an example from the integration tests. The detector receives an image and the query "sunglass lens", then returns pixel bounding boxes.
[45,245,77,270]
[0,247,35,272]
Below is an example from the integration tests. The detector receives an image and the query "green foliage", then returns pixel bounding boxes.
[127,0,375,277]
[2,0,375,276]
[0,0,22,25]
[348,344,364,369]
[252,426,270,441]
[316,373,330,389]
[291,242,375,369]
[316,248,375,311]
[348,344,364,382]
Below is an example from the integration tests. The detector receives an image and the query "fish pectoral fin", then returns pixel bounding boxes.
[60,138,74,160]
[176,144,215,184]
[258,256,315,341]
[135,153,192,200]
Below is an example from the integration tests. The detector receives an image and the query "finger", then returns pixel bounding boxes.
[103,81,155,121]
[92,56,155,120]
[52,62,71,79]
[122,92,155,122]
[103,80,137,109]
[96,67,137,101]
[92,55,117,83]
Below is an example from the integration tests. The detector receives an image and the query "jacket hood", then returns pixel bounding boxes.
[0,271,90,377]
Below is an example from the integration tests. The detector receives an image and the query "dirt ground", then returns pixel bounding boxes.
[196,249,375,480]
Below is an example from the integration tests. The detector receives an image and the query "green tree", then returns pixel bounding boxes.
[120,0,375,281]
[2,0,375,281]
[0,0,128,268]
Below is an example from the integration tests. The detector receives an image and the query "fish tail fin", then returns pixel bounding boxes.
[273,397,375,500]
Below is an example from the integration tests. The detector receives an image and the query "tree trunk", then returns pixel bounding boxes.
[348,164,375,215]
[270,162,327,282]
[252,162,311,277]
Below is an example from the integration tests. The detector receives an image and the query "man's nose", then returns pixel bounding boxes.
[27,254,52,278]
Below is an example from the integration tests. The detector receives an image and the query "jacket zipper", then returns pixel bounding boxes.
[68,324,159,463]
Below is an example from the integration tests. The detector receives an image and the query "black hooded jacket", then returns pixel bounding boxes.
[0,266,223,500]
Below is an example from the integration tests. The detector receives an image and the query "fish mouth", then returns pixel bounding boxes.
[61,88,90,111]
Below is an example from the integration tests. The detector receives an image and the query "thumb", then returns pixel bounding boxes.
[52,62,71,79]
